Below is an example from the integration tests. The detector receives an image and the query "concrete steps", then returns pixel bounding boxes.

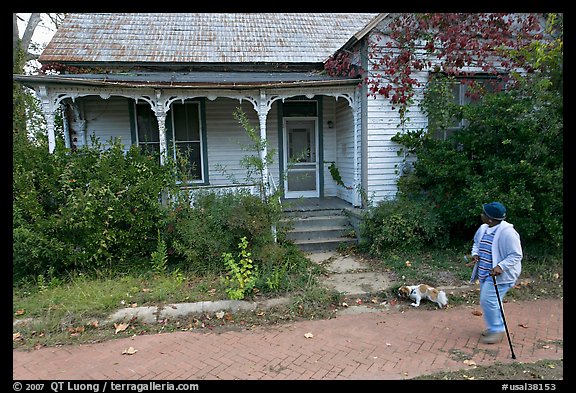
[281,208,357,252]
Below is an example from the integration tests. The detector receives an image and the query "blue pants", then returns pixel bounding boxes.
[479,279,514,334]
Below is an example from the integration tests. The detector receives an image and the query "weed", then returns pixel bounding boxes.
[222,237,259,300]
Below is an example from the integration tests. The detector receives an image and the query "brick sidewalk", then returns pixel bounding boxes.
[12,298,562,380]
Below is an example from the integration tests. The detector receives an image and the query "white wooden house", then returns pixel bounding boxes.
[14,13,431,209]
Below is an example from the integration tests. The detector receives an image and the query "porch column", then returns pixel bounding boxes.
[258,90,270,199]
[62,106,71,149]
[77,120,87,147]
[45,111,57,153]
[69,102,87,147]
[37,86,56,153]
[154,108,168,166]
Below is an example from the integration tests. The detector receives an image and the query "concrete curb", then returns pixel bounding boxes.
[104,296,293,324]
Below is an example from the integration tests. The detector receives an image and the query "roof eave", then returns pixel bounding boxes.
[13,74,361,90]
[336,13,390,55]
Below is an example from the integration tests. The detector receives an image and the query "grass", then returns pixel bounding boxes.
[412,359,564,380]
[12,243,342,350]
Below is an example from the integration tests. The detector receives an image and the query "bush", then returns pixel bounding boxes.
[392,73,563,248]
[13,137,176,281]
[359,197,447,256]
[166,189,282,275]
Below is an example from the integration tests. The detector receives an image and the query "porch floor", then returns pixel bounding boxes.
[281,196,354,212]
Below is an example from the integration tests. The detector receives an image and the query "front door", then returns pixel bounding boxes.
[284,118,319,198]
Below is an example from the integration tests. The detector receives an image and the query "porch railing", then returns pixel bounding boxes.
[178,183,259,206]
[171,179,280,242]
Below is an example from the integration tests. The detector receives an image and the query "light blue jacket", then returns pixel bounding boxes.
[470,221,523,285]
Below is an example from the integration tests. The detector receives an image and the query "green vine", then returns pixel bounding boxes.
[327,162,351,189]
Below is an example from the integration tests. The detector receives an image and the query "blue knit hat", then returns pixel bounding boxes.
[483,202,506,220]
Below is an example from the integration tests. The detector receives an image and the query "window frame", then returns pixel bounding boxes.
[435,74,500,140]
[134,102,161,156]
[133,100,207,185]
[169,101,205,184]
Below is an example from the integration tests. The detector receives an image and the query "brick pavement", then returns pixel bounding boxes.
[12,298,562,380]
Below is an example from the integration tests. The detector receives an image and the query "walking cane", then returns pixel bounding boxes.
[492,273,517,359]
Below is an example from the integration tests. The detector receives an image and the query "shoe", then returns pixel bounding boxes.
[481,331,504,344]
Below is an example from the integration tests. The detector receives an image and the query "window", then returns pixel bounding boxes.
[135,103,160,155]
[283,100,318,117]
[171,102,203,181]
[134,101,204,182]
[433,76,499,140]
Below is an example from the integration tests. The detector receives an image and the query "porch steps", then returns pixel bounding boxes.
[281,208,357,252]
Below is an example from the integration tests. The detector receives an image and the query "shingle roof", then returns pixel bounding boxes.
[39,13,381,64]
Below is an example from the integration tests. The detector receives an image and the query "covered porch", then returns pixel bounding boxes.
[14,71,367,207]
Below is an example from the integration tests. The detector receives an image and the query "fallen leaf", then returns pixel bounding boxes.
[341,302,349,307]
[304,332,314,339]
[122,346,138,355]
[215,311,225,319]
[463,359,477,366]
[256,312,265,316]
[547,364,556,369]
[224,313,233,321]
[114,322,129,334]
[15,309,25,316]
[90,320,99,328]
[68,326,85,334]
[553,273,559,280]
[130,303,138,308]
[472,310,483,316]
[518,323,529,329]
[405,261,412,267]
[13,332,22,341]
[542,345,550,349]
[142,288,151,292]
[386,342,392,346]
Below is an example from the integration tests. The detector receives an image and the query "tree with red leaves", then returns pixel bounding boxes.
[325,13,555,123]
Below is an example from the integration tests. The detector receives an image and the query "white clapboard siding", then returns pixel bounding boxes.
[334,96,355,204]
[365,94,421,202]
[204,98,280,188]
[361,23,431,202]
[364,50,429,203]
[321,97,338,197]
[77,96,133,152]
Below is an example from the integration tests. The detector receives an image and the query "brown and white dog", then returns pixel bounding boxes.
[398,284,448,308]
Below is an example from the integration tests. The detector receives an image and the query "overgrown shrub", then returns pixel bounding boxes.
[391,72,562,248]
[359,197,446,255]
[13,137,176,281]
[166,189,282,275]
